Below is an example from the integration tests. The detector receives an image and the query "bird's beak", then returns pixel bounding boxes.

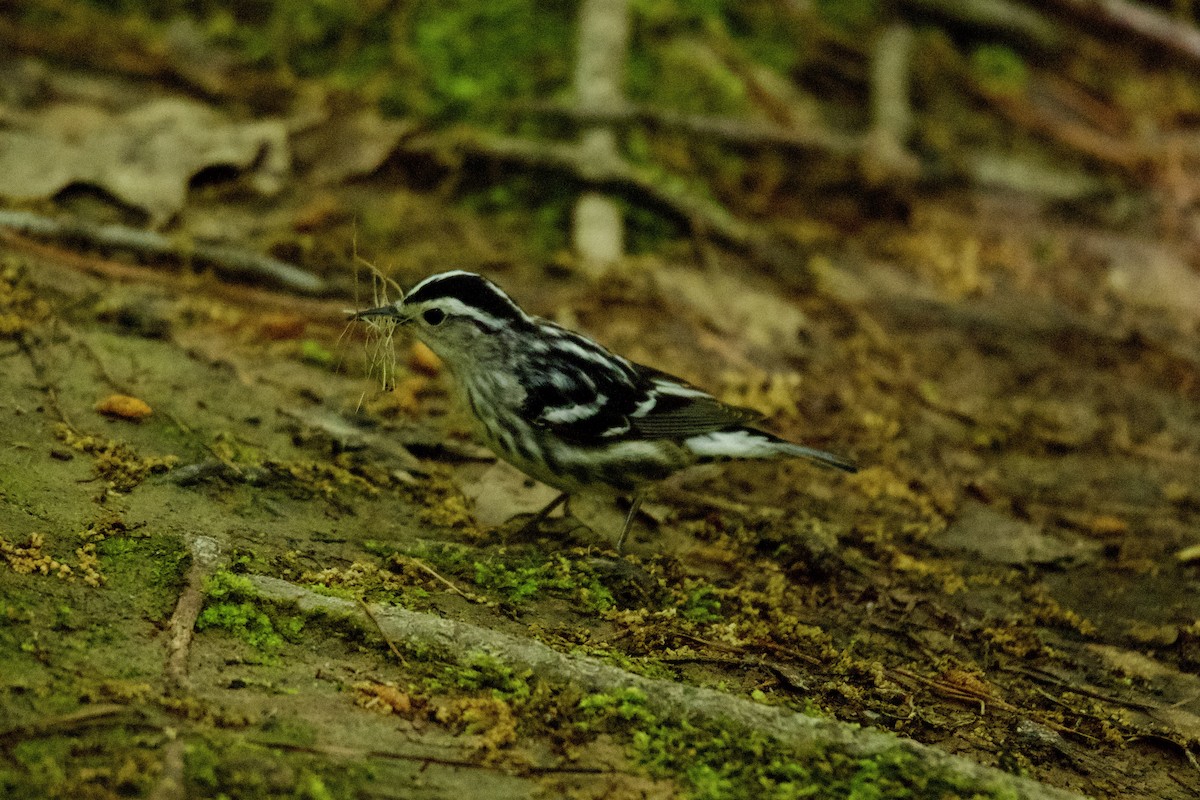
[347,303,408,323]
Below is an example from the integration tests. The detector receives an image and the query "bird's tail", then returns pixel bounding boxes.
[774,441,859,473]
[684,428,858,473]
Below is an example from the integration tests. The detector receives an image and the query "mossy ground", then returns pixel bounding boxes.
[2,193,1199,798]
[3,3,1200,796]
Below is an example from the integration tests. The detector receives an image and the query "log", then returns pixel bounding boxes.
[247,574,1086,800]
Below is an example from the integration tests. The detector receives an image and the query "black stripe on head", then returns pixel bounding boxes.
[404,272,523,323]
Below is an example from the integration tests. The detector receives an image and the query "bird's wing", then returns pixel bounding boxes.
[626,365,764,438]
[519,349,763,445]
[517,346,644,444]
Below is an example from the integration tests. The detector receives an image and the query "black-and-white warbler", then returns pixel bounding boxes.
[353,270,857,551]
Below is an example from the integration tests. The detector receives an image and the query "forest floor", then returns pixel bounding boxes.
[3,177,1200,800]
[2,183,1200,800]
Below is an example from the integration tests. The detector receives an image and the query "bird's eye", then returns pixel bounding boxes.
[422,308,446,326]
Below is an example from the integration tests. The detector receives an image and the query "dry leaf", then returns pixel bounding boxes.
[0,98,288,226]
[94,394,153,421]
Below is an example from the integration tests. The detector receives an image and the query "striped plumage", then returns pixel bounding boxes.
[354,270,856,550]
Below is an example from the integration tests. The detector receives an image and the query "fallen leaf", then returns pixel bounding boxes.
[353,681,413,715]
[95,394,153,421]
[459,461,560,527]
[0,98,288,226]
[292,109,415,185]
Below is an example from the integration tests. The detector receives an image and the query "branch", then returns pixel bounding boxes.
[901,0,1062,51]
[0,210,328,296]
[246,574,1085,800]
[164,536,222,692]
[1036,0,1200,68]
[399,129,762,255]
[523,102,863,156]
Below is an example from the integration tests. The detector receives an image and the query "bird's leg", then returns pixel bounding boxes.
[615,494,644,554]
[518,492,570,534]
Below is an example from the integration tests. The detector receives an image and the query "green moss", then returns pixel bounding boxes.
[197,571,305,657]
[581,646,679,680]
[295,770,336,800]
[471,552,615,611]
[2,727,161,799]
[578,686,657,728]
[180,734,374,798]
[436,651,532,702]
[574,685,1006,799]
[183,740,221,793]
[681,583,723,623]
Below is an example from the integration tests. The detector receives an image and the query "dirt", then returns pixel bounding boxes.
[1,185,1200,800]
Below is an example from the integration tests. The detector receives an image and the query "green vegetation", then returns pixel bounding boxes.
[25,0,860,257]
[299,338,335,367]
[970,44,1029,95]
[680,583,723,622]
[576,687,998,800]
[196,571,305,657]
[182,735,374,799]
[434,650,532,702]
[471,552,615,610]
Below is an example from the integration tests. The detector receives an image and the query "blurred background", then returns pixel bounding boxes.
[8,0,1200,292]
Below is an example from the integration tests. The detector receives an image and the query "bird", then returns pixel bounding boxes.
[352,270,857,552]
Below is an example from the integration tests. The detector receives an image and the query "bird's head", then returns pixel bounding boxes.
[350,270,529,370]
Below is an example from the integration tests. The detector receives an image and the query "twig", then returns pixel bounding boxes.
[397,555,482,603]
[246,573,1085,800]
[0,704,139,745]
[397,130,768,262]
[59,322,132,394]
[164,536,222,692]
[973,80,1144,173]
[0,210,328,296]
[16,333,76,431]
[999,664,1156,712]
[358,598,407,665]
[16,227,359,325]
